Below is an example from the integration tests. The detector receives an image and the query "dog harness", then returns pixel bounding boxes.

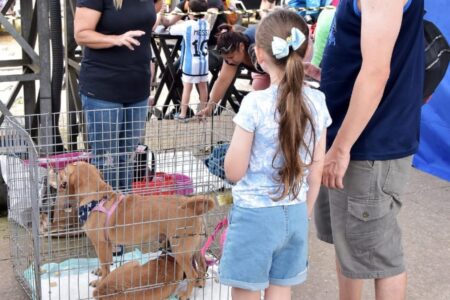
[78,199,102,226]
[78,194,125,240]
[91,194,125,241]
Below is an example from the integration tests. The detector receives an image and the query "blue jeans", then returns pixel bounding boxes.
[81,94,148,191]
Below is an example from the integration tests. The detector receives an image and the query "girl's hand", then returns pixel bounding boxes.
[114,30,145,50]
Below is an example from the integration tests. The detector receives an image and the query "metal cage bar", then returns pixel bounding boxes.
[2,105,235,299]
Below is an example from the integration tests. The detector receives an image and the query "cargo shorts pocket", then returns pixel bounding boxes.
[346,197,393,251]
[381,157,412,201]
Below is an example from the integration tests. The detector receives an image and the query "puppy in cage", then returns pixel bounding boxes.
[38,154,91,234]
[40,146,153,235]
[93,253,185,300]
[52,161,215,300]
[40,170,81,234]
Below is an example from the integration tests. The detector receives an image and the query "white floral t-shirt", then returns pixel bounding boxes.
[232,85,331,208]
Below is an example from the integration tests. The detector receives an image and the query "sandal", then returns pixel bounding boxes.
[174,113,190,123]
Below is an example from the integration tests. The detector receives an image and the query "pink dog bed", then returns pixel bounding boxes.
[36,152,91,169]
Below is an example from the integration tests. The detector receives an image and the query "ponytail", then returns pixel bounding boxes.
[273,52,316,200]
[255,9,316,201]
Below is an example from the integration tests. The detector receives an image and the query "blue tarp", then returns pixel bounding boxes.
[413,0,450,181]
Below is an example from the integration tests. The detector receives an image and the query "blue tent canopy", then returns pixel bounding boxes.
[413,0,450,181]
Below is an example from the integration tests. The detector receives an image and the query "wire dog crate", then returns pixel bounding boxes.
[1,105,234,300]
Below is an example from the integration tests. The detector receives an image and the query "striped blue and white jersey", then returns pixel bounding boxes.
[169,19,210,77]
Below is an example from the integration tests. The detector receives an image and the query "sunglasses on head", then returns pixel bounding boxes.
[217,44,234,54]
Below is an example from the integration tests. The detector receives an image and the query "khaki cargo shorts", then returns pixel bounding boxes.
[314,156,412,279]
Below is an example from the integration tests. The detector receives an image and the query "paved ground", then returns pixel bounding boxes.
[1,166,449,300]
[294,166,450,300]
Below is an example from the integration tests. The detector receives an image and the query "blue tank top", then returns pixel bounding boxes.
[321,0,424,160]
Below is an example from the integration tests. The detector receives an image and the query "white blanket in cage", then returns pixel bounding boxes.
[24,249,231,300]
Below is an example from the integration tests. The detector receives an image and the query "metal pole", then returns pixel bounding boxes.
[36,0,52,154]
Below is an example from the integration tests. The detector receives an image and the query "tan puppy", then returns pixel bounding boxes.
[55,162,215,300]
[42,169,79,234]
[93,255,184,300]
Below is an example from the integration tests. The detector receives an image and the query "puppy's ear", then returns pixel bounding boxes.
[47,169,58,189]
[97,168,104,180]
[58,168,69,190]
[179,195,215,215]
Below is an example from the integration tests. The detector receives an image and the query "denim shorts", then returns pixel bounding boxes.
[219,203,309,291]
[314,156,412,279]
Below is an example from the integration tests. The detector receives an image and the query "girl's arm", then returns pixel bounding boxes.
[74,7,145,50]
[224,125,254,183]
[306,129,326,217]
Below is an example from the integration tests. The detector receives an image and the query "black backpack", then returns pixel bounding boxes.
[423,19,450,101]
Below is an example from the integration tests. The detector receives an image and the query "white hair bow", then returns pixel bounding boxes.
[271,27,306,59]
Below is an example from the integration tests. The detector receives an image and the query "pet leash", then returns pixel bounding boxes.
[200,217,228,266]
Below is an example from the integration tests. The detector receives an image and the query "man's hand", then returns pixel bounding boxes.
[322,146,350,189]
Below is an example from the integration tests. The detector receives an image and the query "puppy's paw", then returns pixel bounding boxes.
[177,290,190,300]
[89,279,100,287]
[92,268,102,277]
[194,278,206,288]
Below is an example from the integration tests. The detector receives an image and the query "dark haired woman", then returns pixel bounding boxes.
[197,24,271,116]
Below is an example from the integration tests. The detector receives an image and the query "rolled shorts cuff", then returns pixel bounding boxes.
[316,232,333,244]
[341,266,405,279]
[270,267,308,286]
[219,277,268,291]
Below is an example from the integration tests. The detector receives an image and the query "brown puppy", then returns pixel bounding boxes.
[56,162,215,300]
[93,255,184,300]
[43,169,79,234]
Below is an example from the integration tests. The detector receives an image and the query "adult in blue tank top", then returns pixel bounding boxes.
[314,0,424,299]
[75,0,158,191]
[287,0,332,22]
